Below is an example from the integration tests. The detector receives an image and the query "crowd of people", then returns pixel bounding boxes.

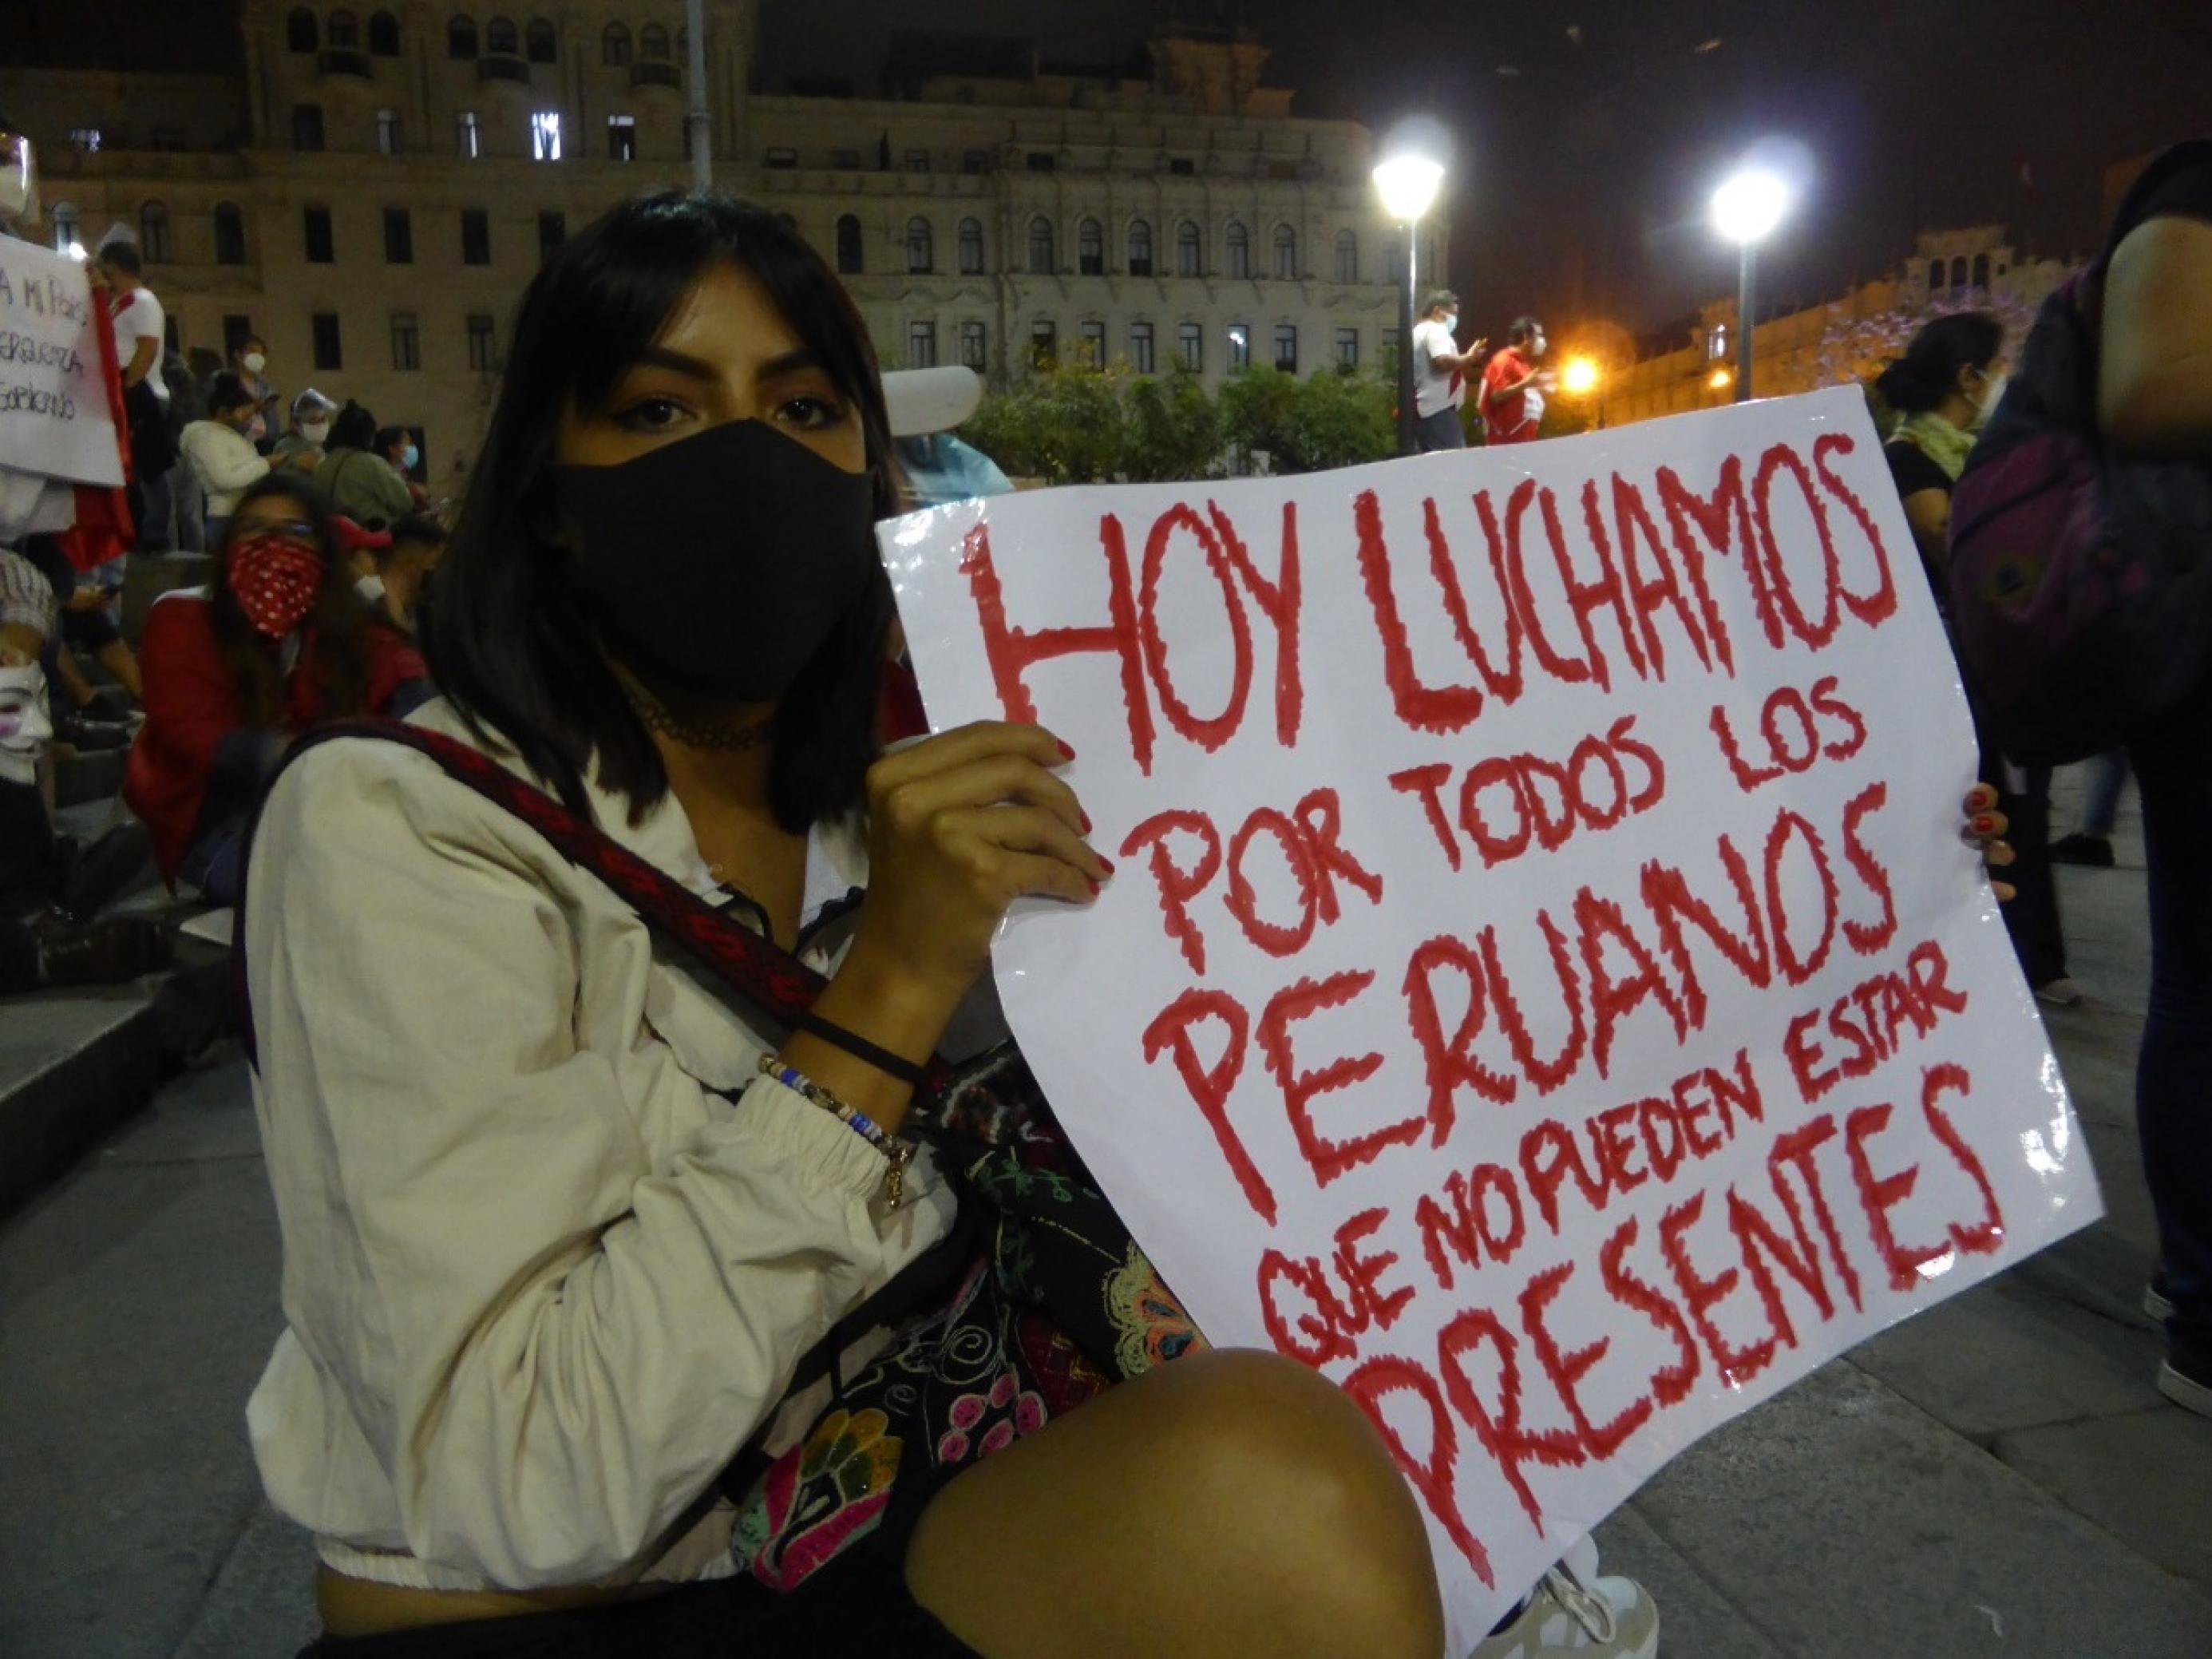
[2,86,2206,1658]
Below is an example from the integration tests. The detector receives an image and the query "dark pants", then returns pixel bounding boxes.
[1415,406,1466,452]
[2130,681,2212,1344]
[2007,766,2068,987]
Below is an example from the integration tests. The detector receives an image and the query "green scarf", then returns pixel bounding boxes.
[1895,410,1976,483]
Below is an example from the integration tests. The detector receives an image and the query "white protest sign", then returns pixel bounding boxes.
[0,238,123,489]
[881,386,2099,1651]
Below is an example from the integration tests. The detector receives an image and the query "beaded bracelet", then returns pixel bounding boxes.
[758,1052,917,1210]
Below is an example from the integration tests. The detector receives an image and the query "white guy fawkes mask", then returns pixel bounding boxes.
[0,659,53,786]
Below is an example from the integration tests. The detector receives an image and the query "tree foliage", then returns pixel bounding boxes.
[959,356,1397,485]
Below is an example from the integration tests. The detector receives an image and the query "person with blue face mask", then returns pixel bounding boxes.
[376,424,433,513]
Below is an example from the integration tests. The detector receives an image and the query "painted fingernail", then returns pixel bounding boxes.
[1059,740,1077,761]
[1973,814,1996,833]
[1080,810,1094,833]
[1098,857,1115,877]
[1087,879,1102,898]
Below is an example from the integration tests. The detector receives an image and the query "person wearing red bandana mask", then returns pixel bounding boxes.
[126,476,429,901]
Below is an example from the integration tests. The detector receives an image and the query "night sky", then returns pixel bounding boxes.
[15,1,2209,342]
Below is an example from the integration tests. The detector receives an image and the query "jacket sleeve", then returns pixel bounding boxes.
[135,600,250,791]
[245,743,912,1587]
[184,425,273,496]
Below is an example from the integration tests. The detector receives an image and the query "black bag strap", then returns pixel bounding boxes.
[232,719,944,1091]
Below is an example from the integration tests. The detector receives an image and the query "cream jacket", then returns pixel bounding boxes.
[242,699,959,1592]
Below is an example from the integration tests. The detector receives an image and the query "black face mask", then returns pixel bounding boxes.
[555,418,879,703]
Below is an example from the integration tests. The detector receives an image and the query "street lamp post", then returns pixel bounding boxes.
[1373,151,1445,457]
[1711,168,1791,403]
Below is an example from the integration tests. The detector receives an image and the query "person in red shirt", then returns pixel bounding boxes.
[126,475,429,902]
[1480,315,1554,445]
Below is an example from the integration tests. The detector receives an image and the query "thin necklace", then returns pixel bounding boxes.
[619,672,774,751]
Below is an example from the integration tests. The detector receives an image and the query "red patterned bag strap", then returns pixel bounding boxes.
[233,718,880,1071]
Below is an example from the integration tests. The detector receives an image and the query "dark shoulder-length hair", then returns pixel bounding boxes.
[425,192,898,832]
[212,473,381,727]
[1875,311,2004,414]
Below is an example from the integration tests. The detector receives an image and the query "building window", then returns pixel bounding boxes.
[1273,323,1297,372]
[148,127,186,152]
[1026,152,1055,172]
[293,105,326,151]
[328,10,359,49]
[1128,220,1153,277]
[526,18,556,61]
[960,320,987,370]
[1028,216,1055,275]
[529,110,562,160]
[487,17,518,55]
[1076,218,1102,276]
[835,214,862,275]
[1272,224,1297,279]
[1335,327,1358,368]
[1130,321,1154,374]
[1176,220,1201,277]
[311,312,342,370]
[391,311,420,370]
[1384,232,1406,283]
[602,22,630,64]
[1228,323,1250,370]
[828,147,861,170]
[1972,253,1989,289]
[906,216,932,275]
[538,210,564,261]
[303,205,334,263]
[961,149,989,174]
[376,109,402,155]
[1079,320,1106,368]
[1950,255,1967,288]
[457,109,481,157]
[467,312,497,370]
[763,147,797,168]
[449,14,478,57]
[368,10,399,53]
[607,115,635,161]
[1030,319,1057,367]
[1169,156,1195,176]
[1335,229,1357,283]
[287,6,318,52]
[904,148,932,173]
[68,128,101,152]
[138,202,170,263]
[957,217,983,275]
[382,206,413,263]
[1177,321,1202,371]
[907,319,937,369]
[1226,221,1250,279]
[639,23,669,59]
[50,203,79,254]
[461,208,490,264]
[1928,259,1945,293]
[213,203,246,265]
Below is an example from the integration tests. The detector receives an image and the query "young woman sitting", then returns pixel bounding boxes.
[126,477,429,905]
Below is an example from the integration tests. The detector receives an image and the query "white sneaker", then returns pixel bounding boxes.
[1468,1539,1660,1659]
[2033,976,2087,1007]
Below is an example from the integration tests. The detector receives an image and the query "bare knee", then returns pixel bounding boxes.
[1133,1349,1446,1654]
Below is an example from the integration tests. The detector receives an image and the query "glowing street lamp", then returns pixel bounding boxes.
[1374,139,1448,457]
[1561,356,1600,396]
[1711,164,1794,402]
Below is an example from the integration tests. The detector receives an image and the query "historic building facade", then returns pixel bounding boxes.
[2,2,1418,490]
[1599,227,2072,430]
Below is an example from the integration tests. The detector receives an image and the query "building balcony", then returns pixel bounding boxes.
[630,61,682,90]
[477,54,530,85]
[319,48,374,79]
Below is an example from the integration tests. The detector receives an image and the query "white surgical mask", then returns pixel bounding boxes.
[1445,312,1459,332]
[0,660,53,787]
[299,418,330,445]
[1972,370,2009,430]
[243,351,267,375]
[247,414,267,443]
